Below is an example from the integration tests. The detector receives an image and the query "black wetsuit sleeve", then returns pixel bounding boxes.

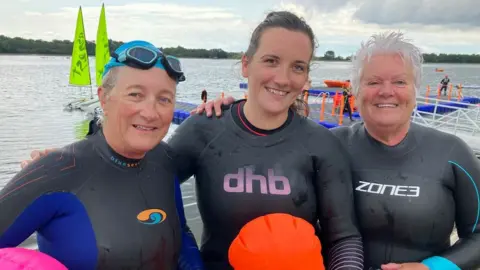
[423,138,480,269]
[168,114,222,183]
[308,129,364,269]
[168,115,204,183]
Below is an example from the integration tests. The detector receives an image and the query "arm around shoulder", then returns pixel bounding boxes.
[167,113,224,183]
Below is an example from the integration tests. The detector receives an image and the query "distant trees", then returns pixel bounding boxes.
[0,35,479,63]
[422,53,480,64]
[323,50,335,60]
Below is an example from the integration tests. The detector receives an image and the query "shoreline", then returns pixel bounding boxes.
[0,53,478,65]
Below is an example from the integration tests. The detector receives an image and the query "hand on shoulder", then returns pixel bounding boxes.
[20,148,59,169]
[190,96,236,117]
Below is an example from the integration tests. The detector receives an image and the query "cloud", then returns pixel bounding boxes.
[277,1,480,55]
[286,0,352,13]
[0,3,257,52]
[0,1,478,56]
[354,0,480,27]
[289,0,480,27]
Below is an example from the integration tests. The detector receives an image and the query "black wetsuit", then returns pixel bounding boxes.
[0,130,181,270]
[440,77,450,95]
[168,100,364,270]
[342,89,353,121]
[332,122,480,269]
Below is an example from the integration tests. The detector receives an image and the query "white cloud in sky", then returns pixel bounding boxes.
[0,0,478,56]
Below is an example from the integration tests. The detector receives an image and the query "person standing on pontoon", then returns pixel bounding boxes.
[342,82,354,121]
[439,75,450,95]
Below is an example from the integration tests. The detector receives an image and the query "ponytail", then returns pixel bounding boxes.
[290,98,310,117]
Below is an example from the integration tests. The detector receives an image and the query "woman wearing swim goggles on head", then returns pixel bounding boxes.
[110,44,185,83]
[1,40,205,270]
[20,13,364,270]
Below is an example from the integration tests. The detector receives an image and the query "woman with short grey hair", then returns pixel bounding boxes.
[334,31,480,270]
[199,31,480,270]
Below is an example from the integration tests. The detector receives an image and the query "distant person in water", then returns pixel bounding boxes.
[201,89,208,103]
[440,75,450,95]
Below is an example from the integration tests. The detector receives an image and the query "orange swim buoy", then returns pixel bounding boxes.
[228,213,324,270]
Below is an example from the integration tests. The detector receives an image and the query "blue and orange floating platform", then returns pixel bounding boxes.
[173,84,480,129]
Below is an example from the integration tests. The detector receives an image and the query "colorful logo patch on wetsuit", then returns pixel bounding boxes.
[110,156,140,168]
[137,209,167,225]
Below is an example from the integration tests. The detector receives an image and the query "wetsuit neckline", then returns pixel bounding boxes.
[93,129,144,169]
[233,100,293,136]
[225,99,300,147]
[361,123,418,157]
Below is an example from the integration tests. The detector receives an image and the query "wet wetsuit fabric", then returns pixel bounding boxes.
[168,100,364,270]
[0,130,181,270]
[232,100,362,270]
[82,122,203,269]
[332,122,480,270]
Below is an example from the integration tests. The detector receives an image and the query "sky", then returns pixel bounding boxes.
[0,0,479,57]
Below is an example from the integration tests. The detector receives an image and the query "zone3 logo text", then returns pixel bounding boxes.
[355,181,420,197]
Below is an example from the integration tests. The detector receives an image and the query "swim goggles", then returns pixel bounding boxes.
[111,46,186,82]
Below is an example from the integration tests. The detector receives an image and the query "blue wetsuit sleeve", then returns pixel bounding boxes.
[175,178,204,270]
[423,138,480,270]
[0,194,58,247]
[0,149,75,246]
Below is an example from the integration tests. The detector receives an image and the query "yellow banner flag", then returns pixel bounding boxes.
[69,7,92,86]
[95,4,110,86]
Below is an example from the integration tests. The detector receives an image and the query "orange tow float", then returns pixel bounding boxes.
[229,213,325,270]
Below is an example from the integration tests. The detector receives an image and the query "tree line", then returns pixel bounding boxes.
[0,35,479,63]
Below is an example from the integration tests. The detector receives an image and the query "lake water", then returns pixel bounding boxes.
[1,55,479,245]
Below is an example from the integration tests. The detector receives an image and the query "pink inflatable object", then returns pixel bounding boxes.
[0,247,67,270]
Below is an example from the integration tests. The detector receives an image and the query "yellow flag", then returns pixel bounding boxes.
[95,4,110,86]
[69,7,92,86]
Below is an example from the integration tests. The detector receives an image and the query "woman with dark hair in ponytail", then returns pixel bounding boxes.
[168,11,363,270]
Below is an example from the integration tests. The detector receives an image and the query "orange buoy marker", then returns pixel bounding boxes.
[320,93,326,121]
[425,85,431,104]
[447,84,453,101]
[228,213,324,270]
[457,84,463,101]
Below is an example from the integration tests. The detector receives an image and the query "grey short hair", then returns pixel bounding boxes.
[350,31,424,96]
[96,67,119,125]
[101,67,119,95]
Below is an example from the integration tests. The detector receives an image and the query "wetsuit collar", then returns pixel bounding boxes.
[235,100,293,136]
[224,99,301,147]
[92,129,144,170]
[361,122,418,158]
